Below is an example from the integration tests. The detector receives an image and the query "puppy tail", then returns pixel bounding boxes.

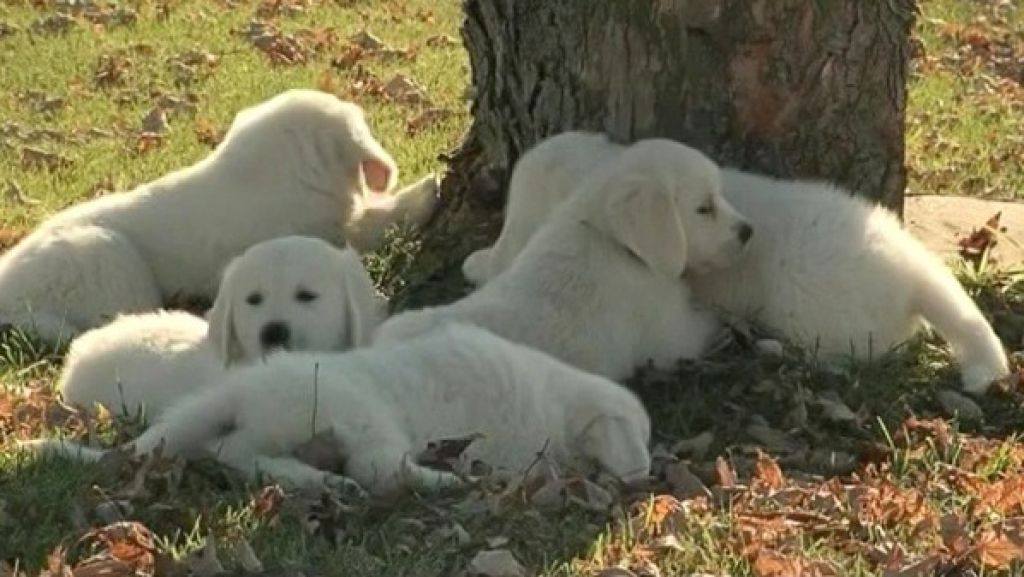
[913,257,1008,394]
[17,438,107,463]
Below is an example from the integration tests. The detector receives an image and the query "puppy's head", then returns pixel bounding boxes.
[583,139,751,277]
[219,89,398,198]
[207,236,383,365]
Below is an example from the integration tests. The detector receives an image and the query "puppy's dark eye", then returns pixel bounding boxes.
[296,289,318,303]
[697,202,715,216]
[246,293,263,306]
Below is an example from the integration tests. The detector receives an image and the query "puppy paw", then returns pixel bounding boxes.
[461,248,491,285]
[960,361,1009,395]
[399,453,465,493]
[324,473,369,501]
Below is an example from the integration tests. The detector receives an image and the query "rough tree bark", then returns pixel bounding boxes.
[395,0,917,310]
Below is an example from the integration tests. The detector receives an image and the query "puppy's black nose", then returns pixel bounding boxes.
[738,223,754,245]
[260,322,291,349]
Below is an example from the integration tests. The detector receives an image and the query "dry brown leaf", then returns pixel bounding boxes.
[72,559,133,577]
[406,107,455,136]
[93,54,133,88]
[383,74,431,106]
[155,94,199,116]
[73,523,157,572]
[664,461,711,500]
[20,91,65,113]
[976,527,1024,569]
[140,107,168,134]
[349,30,386,51]
[414,8,435,24]
[881,554,941,577]
[82,6,138,28]
[131,43,157,56]
[19,146,72,171]
[938,513,971,557]
[976,475,1024,516]
[958,211,1004,263]
[32,13,76,34]
[426,34,459,48]
[295,26,338,54]
[331,44,368,69]
[193,117,226,149]
[169,49,219,68]
[256,0,310,18]
[39,547,72,577]
[251,484,286,522]
[646,494,682,527]
[713,455,737,487]
[752,449,784,490]
[0,22,19,38]
[134,133,164,155]
[417,433,483,470]
[750,549,804,577]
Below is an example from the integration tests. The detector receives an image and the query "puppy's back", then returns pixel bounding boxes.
[59,310,218,417]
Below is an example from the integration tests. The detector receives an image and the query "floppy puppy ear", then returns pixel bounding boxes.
[207,264,244,366]
[360,156,397,194]
[599,177,688,278]
[336,249,383,347]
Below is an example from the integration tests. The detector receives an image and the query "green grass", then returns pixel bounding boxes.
[0,0,469,231]
[2,0,1024,575]
[906,0,1024,198]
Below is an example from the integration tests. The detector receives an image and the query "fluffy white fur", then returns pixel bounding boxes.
[0,89,438,344]
[462,131,1009,393]
[58,236,383,419]
[375,139,753,380]
[24,324,652,496]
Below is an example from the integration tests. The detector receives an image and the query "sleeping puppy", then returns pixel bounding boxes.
[58,236,383,420]
[375,139,753,380]
[461,131,1009,393]
[24,323,652,496]
[0,89,437,344]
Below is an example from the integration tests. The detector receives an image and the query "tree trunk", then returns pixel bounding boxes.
[394,0,917,310]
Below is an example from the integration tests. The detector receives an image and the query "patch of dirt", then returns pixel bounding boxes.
[906,195,1024,268]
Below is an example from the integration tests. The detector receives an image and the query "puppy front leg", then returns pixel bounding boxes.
[346,175,440,252]
[577,415,652,484]
[208,435,340,492]
[400,453,466,493]
[343,441,464,496]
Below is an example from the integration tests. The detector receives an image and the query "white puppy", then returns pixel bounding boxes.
[375,139,752,380]
[462,131,1009,393]
[58,236,383,420]
[0,89,437,344]
[25,324,652,496]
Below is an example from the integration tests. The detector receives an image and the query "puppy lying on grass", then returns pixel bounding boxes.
[0,89,437,344]
[59,236,382,420]
[376,139,753,380]
[462,131,1008,394]
[24,324,652,497]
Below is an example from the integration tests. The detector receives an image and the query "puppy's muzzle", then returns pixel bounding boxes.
[737,222,754,245]
[259,321,291,350]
